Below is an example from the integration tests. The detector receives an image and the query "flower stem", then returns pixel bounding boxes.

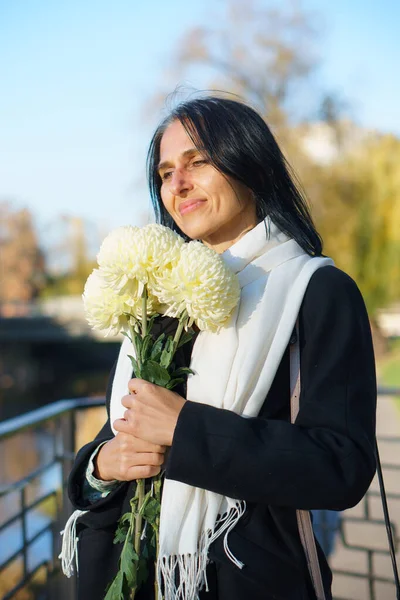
[129,322,142,374]
[142,286,147,338]
[169,309,188,362]
[128,511,137,600]
[134,481,145,554]
[134,479,145,565]
[131,290,148,599]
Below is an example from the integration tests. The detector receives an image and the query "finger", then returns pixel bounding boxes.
[127,378,143,395]
[113,418,133,435]
[126,464,161,480]
[131,437,167,454]
[121,394,135,409]
[129,452,165,467]
[128,378,153,396]
[115,432,166,454]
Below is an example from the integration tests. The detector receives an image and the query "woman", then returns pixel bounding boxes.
[65,96,377,600]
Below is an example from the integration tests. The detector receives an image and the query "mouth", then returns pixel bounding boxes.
[178,199,207,216]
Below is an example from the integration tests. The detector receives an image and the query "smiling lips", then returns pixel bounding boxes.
[179,199,207,215]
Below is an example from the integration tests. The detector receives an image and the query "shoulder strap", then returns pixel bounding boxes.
[290,320,326,600]
[375,437,400,597]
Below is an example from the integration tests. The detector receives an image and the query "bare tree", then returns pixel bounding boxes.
[0,201,46,316]
[155,0,322,138]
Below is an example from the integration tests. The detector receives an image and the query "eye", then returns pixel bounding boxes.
[161,171,173,181]
[192,159,207,167]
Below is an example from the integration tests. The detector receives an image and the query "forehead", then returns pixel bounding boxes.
[159,120,195,161]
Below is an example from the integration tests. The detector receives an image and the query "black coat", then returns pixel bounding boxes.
[68,266,377,600]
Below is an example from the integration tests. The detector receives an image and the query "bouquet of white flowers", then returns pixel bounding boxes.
[83,224,240,600]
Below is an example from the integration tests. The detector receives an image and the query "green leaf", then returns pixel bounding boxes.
[120,537,139,588]
[153,475,162,501]
[147,313,159,335]
[177,329,195,348]
[127,355,140,378]
[160,336,174,369]
[172,367,194,377]
[122,573,133,598]
[119,511,133,524]
[141,361,171,386]
[141,496,161,526]
[140,334,153,362]
[113,512,131,544]
[133,334,143,354]
[130,495,139,514]
[150,333,166,362]
[122,314,140,335]
[103,570,125,600]
[149,529,157,554]
[113,521,129,544]
[165,377,185,390]
[113,529,127,545]
[138,490,152,514]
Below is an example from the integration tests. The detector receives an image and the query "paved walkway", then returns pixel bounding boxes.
[330,395,400,600]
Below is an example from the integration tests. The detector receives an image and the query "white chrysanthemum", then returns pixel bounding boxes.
[83,269,129,336]
[83,269,160,336]
[123,286,165,319]
[97,224,184,295]
[154,241,240,332]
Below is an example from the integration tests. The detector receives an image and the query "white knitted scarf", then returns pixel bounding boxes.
[108,218,333,599]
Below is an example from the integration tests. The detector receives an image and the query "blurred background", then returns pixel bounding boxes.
[0,0,399,598]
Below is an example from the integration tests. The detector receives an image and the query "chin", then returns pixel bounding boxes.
[178,223,207,241]
[183,231,203,242]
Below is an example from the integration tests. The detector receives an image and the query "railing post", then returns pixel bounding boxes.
[20,487,28,578]
[60,411,76,503]
[0,398,105,600]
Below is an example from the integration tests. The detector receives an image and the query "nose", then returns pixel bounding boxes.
[169,168,193,197]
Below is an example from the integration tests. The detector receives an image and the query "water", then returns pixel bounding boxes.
[0,429,60,571]
[0,511,53,571]
[0,405,107,577]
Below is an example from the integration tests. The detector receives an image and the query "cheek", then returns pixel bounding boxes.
[160,188,173,214]
[216,184,240,212]
[206,172,239,209]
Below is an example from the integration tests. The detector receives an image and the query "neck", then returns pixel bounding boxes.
[202,220,258,255]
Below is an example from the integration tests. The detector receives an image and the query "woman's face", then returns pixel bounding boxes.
[158,120,257,254]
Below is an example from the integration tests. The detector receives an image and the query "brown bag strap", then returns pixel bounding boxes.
[290,320,327,600]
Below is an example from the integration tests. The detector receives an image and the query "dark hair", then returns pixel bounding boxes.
[147,95,323,256]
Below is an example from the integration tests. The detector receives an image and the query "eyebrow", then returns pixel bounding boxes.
[157,148,201,172]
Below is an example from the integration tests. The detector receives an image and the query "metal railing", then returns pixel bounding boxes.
[0,391,399,600]
[0,397,105,600]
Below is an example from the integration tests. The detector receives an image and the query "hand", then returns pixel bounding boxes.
[113,379,186,446]
[94,432,166,482]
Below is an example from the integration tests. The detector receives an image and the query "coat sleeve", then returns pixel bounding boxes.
[165,266,377,511]
[68,359,128,511]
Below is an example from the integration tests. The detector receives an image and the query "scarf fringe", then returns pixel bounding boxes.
[157,501,246,600]
[58,509,88,577]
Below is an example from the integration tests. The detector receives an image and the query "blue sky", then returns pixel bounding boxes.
[1,0,399,250]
